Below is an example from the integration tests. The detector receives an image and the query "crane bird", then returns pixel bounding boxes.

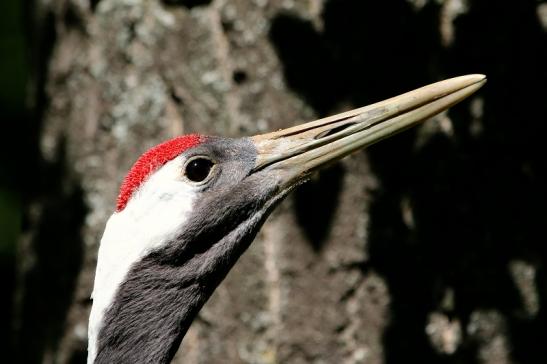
[88,75,486,363]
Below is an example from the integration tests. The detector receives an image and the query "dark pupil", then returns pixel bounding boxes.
[186,158,214,182]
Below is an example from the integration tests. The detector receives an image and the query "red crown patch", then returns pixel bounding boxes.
[116,134,204,212]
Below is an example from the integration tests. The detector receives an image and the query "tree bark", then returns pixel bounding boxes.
[15,0,547,363]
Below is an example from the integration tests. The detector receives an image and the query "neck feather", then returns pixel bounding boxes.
[90,198,277,364]
[93,256,210,364]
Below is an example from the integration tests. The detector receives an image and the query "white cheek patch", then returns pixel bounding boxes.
[87,157,196,363]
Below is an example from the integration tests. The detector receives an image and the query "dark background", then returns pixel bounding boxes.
[2,0,546,363]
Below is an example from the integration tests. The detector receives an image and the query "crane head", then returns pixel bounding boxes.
[88,75,485,363]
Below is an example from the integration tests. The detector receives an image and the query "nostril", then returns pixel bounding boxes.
[315,122,357,140]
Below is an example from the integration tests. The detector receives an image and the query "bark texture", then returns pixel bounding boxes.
[14,0,547,363]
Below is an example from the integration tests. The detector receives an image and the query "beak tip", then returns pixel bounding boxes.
[467,73,487,84]
[253,74,488,176]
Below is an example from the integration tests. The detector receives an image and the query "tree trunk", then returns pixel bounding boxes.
[15,0,547,363]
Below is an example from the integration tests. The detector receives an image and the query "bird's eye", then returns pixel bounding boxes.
[184,157,215,183]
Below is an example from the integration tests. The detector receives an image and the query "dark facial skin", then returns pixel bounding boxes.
[95,137,289,364]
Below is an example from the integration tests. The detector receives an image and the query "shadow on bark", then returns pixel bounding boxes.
[293,164,345,251]
[11,5,88,364]
[270,0,547,363]
[15,139,87,363]
[161,0,213,9]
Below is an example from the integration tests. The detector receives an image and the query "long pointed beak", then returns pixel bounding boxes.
[251,74,486,187]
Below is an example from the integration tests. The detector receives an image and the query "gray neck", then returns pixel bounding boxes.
[94,258,205,363]
[93,187,284,364]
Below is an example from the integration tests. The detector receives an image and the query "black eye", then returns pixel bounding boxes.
[185,158,214,183]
